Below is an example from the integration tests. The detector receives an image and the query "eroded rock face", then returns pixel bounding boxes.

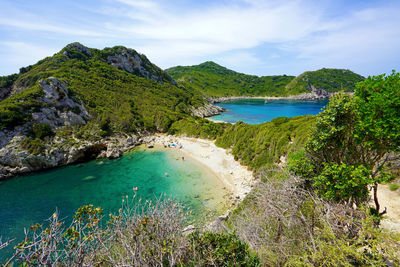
[106,48,177,86]
[32,78,89,128]
[191,103,224,118]
[0,134,142,180]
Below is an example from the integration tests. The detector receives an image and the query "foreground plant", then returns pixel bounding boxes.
[0,193,259,266]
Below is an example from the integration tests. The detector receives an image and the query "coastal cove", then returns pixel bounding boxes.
[0,135,254,260]
[209,99,328,124]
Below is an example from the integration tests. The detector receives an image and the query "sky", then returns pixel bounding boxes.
[0,0,399,77]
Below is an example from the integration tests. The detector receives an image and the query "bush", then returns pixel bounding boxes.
[32,123,54,139]
[187,231,260,266]
[389,183,400,191]
[287,149,314,180]
[314,163,373,205]
[20,137,45,155]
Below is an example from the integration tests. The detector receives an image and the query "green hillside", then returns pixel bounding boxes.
[166,61,295,97]
[285,68,365,93]
[0,43,204,134]
[166,62,365,97]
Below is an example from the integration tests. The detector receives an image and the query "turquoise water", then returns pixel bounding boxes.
[210,99,328,124]
[0,148,229,260]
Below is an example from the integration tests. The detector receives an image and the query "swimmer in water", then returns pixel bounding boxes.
[165,172,168,177]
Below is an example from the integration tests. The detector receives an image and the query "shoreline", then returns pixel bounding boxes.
[208,95,330,104]
[147,134,255,202]
[206,90,353,104]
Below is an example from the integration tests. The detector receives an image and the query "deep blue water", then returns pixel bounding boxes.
[210,99,328,124]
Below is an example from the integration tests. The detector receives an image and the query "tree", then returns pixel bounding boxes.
[306,71,400,212]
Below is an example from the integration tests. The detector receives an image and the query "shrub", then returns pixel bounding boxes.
[389,183,400,191]
[287,149,314,180]
[313,163,373,205]
[187,231,260,266]
[32,123,54,139]
[20,137,45,155]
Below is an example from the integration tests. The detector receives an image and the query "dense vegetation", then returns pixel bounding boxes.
[289,72,400,214]
[0,43,204,133]
[285,68,365,93]
[170,115,315,170]
[167,61,295,97]
[167,62,364,97]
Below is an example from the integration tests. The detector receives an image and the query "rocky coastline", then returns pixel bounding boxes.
[207,87,337,104]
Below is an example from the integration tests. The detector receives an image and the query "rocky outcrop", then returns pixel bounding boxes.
[208,86,334,104]
[190,103,224,118]
[62,42,93,58]
[292,85,332,100]
[0,134,142,180]
[106,48,177,86]
[0,72,184,180]
[33,78,90,128]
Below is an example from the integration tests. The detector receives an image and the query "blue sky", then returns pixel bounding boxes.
[0,0,399,77]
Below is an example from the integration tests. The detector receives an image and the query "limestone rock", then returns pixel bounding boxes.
[106,48,177,86]
[63,42,92,57]
[191,103,224,118]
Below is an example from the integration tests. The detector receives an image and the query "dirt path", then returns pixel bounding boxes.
[376,184,400,232]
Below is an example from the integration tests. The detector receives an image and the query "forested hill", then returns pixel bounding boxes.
[166,61,295,97]
[0,42,204,133]
[166,61,365,97]
[285,68,365,94]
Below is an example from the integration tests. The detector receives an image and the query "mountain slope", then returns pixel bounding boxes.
[166,61,295,97]
[0,43,206,179]
[0,43,204,133]
[166,62,365,97]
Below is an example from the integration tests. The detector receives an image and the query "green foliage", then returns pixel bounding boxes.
[187,231,260,266]
[285,68,365,93]
[314,163,372,203]
[167,62,364,98]
[305,72,400,208]
[0,85,44,129]
[215,116,316,170]
[0,43,205,133]
[32,123,54,139]
[167,61,295,97]
[287,149,314,179]
[288,215,400,266]
[306,93,358,168]
[389,183,400,191]
[354,70,400,151]
[0,73,18,91]
[168,117,228,139]
[20,137,45,155]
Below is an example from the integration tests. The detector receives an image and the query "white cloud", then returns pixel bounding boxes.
[0,42,58,74]
[0,0,399,76]
[285,4,400,75]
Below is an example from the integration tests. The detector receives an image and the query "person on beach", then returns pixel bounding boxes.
[182,156,184,161]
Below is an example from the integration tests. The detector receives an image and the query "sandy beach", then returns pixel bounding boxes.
[147,135,256,201]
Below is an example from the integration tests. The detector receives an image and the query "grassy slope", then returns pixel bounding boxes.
[167,62,365,97]
[0,44,204,133]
